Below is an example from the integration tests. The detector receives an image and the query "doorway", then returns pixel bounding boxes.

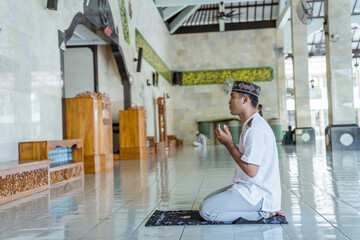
[64,46,97,98]
[61,24,108,138]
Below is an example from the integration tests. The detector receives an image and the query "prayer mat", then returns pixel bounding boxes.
[145,210,288,226]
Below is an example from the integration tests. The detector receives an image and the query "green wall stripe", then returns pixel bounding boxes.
[118,0,130,45]
[135,29,171,83]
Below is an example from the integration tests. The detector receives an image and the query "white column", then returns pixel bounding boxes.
[290,0,312,128]
[324,0,355,125]
[276,29,288,129]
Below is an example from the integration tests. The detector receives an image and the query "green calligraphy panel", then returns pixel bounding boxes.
[118,0,130,45]
[181,67,274,86]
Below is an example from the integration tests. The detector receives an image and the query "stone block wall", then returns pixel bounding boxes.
[169,29,280,144]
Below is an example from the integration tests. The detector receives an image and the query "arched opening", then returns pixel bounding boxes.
[59,3,132,137]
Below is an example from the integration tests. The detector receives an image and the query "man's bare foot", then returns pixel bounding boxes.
[269,210,286,218]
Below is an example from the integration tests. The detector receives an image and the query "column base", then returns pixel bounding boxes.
[325,124,360,151]
[295,127,315,145]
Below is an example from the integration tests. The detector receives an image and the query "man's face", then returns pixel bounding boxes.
[228,91,244,115]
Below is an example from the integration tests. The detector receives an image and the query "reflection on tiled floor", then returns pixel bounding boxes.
[0,142,359,239]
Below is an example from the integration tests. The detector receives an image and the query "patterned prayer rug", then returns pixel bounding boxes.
[145,210,288,226]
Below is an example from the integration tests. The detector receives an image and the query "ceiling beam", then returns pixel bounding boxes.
[162,6,187,21]
[155,0,249,7]
[169,5,201,34]
[276,0,290,29]
[173,20,276,34]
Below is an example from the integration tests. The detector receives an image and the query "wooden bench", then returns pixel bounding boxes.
[168,135,183,148]
[147,137,156,156]
[155,141,167,153]
[19,139,84,185]
[168,140,177,150]
[0,160,50,205]
[147,137,167,154]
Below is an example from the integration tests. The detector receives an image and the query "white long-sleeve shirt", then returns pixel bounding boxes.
[197,133,207,145]
[231,113,282,212]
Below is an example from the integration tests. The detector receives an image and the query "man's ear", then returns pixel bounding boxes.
[243,94,249,104]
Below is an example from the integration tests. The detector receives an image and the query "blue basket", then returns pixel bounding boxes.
[49,147,73,168]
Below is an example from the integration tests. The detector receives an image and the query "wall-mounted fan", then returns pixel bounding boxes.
[223,78,235,94]
[273,43,293,59]
[273,43,284,58]
[296,0,313,25]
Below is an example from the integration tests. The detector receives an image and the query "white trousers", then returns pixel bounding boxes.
[199,185,269,222]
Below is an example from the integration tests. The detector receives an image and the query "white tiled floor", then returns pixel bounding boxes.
[1,142,359,239]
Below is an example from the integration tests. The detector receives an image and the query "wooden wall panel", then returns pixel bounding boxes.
[65,97,98,156]
[119,107,147,160]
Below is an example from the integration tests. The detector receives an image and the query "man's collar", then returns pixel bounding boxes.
[243,112,258,126]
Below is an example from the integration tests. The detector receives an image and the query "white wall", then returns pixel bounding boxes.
[64,48,94,98]
[97,45,123,123]
[0,0,173,162]
[0,0,81,162]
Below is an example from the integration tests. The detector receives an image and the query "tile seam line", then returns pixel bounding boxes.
[126,158,201,239]
[179,149,212,239]
[280,224,292,240]
[282,183,351,240]
[281,166,360,211]
[77,162,181,239]
[76,156,196,239]
[281,157,360,192]
[0,195,70,233]
[82,161,178,203]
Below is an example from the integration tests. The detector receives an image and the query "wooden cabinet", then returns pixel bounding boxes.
[65,92,113,173]
[119,107,147,160]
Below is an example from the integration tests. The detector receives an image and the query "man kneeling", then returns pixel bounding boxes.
[199,81,285,222]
